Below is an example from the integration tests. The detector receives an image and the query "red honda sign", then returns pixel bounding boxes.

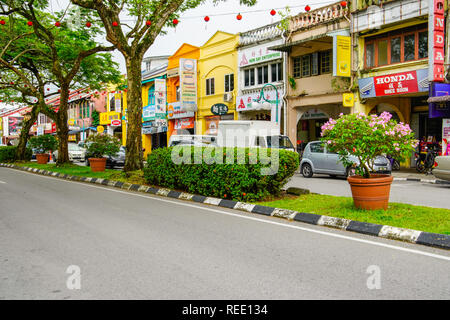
[373,71,418,96]
[111,120,121,126]
[51,123,56,133]
[429,0,445,82]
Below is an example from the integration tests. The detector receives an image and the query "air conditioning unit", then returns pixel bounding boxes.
[223,93,233,102]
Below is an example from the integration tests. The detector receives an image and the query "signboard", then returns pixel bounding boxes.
[68,119,76,126]
[51,122,56,133]
[100,111,120,125]
[238,40,282,67]
[143,104,156,121]
[205,115,220,135]
[8,116,23,136]
[237,88,283,112]
[97,125,104,133]
[154,78,167,127]
[429,0,445,82]
[179,58,197,112]
[174,117,195,130]
[211,103,229,115]
[358,69,429,98]
[333,35,351,77]
[342,93,354,107]
[68,135,77,142]
[429,82,450,118]
[443,119,450,156]
[167,102,195,120]
[114,93,122,113]
[111,120,121,126]
[37,126,44,136]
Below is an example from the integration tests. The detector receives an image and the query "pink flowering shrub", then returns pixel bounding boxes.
[321,112,418,178]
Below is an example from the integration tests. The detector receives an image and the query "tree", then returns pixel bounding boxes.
[71,0,256,171]
[0,0,121,164]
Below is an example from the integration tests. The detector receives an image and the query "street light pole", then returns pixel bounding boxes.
[252,83,279,124]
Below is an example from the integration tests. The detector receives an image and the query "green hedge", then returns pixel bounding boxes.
[143,146,299,201]
[0,146,32,163]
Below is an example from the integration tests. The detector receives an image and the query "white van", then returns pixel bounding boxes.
[168,134,218,147]
[216,120,296,152]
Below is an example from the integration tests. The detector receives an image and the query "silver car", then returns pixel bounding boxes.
[53,143,86,162]
[300,141,391,178]
[433,156,450,181]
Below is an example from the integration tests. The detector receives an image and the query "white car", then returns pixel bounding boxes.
[433,156,450,181]
[53,143,86,162]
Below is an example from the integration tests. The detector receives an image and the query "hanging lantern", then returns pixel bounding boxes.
[340,1,347,7]
[173,18,179,25]
[55,21,61,27]
[27,21,33,26]
[236,13,242,20]
[86,22,91,28]
[0,20,5,25]
[305,5,311,12]
[47,88,50,91]
[270,9,276,16]
[204,16,210,22]
[146,20,151,26]
[112,21,119,27]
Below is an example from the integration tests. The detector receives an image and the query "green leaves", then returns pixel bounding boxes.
[29,134,58,153]
[85,133,122,158]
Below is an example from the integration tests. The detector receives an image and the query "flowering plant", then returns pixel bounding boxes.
[321,112,418,178]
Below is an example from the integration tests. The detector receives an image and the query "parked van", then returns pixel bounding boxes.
[168,134,218,147]
[216,120,296,152]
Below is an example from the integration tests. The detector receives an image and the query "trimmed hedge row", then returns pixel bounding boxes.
[143,146,299,201]
[0,146,32,163]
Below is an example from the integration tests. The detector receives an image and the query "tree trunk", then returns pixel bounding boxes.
[56,87,70,164]
[16,106,39,160]
[124,56,144,172]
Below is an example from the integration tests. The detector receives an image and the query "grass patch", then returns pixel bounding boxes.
[256,194,450,235]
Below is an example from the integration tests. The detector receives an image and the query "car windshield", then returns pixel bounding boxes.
[68,144,82,151]
[266,136,294,149]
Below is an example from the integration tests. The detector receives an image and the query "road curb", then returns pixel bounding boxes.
[1,163,449,250]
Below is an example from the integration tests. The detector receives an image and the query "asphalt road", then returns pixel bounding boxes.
[286,174,450,209]
[0,167,449,299]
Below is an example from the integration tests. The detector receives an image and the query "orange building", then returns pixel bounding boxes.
[166,43,200,143]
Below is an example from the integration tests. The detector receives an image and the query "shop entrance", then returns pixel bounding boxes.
[368,103,402,122]
[296,109,329,153]
[151,132,167,150]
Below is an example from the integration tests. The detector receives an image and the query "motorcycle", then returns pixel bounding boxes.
[415,145,439,174]
[386,155,400,171]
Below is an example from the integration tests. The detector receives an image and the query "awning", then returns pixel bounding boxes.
[427,96,450,103]
[268,34,332,52]
[68,127,97,135]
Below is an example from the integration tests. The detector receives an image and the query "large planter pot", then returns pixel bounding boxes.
[89,158,107,172]
[347,174,394,210]
[36,153,49,164]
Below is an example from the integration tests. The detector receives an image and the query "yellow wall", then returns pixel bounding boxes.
[141,81,152,159]
[197,31,239,134]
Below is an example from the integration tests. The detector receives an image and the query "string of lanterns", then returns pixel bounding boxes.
[0,2,348,27]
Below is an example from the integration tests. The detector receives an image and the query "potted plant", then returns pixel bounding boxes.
[321,112,418,210]
[85,133,121,172]
[28,135,58,164]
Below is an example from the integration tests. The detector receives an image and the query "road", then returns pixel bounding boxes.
[286,174,450,209]
[0,167,449,299]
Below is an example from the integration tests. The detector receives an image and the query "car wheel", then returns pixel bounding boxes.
[301,163,313,178]
[86,159,90,167]
[392,160,400,171]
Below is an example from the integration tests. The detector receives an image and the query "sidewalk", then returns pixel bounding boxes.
[391,168,449,183]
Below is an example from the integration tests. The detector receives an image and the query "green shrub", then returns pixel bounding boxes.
[0,146,32,162]
[29,134,58,154]
[143,146,299,201]
[85,133,121,158]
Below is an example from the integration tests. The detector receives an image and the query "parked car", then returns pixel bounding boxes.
[53,143,86,162]
[432,156,450,181]
[86,146,126,169]
[300,141,392,178]
[169,135,217,147]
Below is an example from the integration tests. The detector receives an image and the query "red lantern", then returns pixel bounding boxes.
[86,22,91,28]
[236,13,242,20]
[305,5,311,12]
[0,20,5,25]
[112,21,118,27]
[270,9,276,16]
[204,16,210,22]
[55,21,61,27]
[27,21,33,26]
[172,19,179,25]
[340,1,347,7]
[47,88,50,91]
[146,20,151,26]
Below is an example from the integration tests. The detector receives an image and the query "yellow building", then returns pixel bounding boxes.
[197,31,239,135]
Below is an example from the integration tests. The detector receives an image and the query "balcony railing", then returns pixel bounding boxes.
[239,22,283,46]
[290,2,349,31]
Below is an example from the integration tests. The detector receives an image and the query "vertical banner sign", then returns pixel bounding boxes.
[179,58,197,112]
[443,119,450,156]
[333,35,351,77]
[429,0,445,82]
[114,93,122,113]
[154,78,167,127]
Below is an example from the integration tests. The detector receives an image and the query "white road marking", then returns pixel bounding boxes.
[4,167,450,262]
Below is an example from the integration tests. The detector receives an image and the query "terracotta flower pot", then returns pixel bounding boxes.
[89,157,107,172]
[347,174,394,210]
[36,153,49,164]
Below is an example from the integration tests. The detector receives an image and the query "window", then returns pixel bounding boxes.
[293,57,301,78]
[206,78,215,95]
[301,55,310,77]
[224,74,234,92]
[364,24,428,68]
[320,50,331,73]
[148,87,155,105]
[271,63,283,82]
[311,52,319,76]
[310,142,324,153]
[257,65,268,84]
[244,69,255,87]
[110,96,115,112]
[176,86,180,101]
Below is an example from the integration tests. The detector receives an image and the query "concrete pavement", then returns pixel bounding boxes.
[0,167,449,299]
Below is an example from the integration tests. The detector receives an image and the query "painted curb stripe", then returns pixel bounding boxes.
[146,187,159,194]
[167,190,182,199]
[293,212,322,225]
[346,221,384,236]
[251,205,274,216]
[218,199,238,209]
[416,232,450,249]
[129,184,140,191]
[192,195,207,203]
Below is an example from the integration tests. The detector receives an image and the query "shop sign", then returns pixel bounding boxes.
[100,111,120,125]
[111,120,121,126]
[143,105,156,121]
[429,0,445,82]
[179,58,197,112]
[51,123,56,133]
[237,88,283,112]
[37,126,44,136]
[167,68,179,78]
[301,109,329,120]
[68,135,77,141]
[358,69,429,98]
[97,125,104,133]
[8,116,23,137]
[442,119,450,156]
[342,93,354,107]
[114,93,122,113]
[205,115,220,135]
[211,103,228,116]
[154,78,167,127]
[68,118,76,126]
[174,117,195,130]
[167,102,194,119]
[429,82,450,118]
[333,35,351,78]
[238,40,282,67]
